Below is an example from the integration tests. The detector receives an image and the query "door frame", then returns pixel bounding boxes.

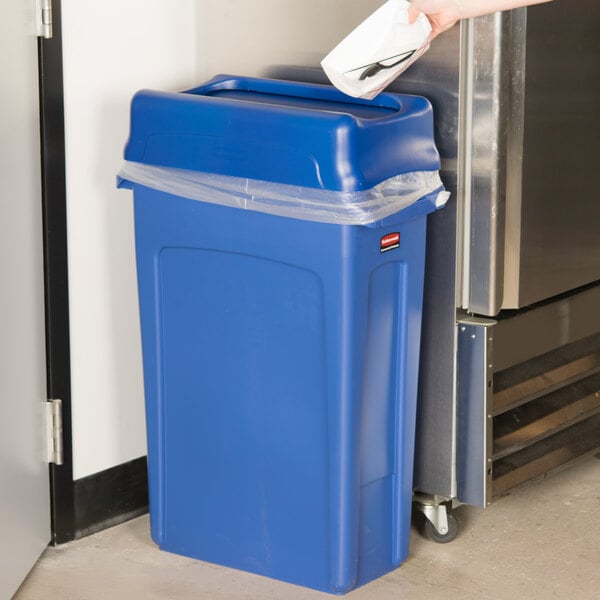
[38,0,76,544]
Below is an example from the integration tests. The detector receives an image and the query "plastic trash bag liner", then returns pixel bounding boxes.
[118,160,449,226]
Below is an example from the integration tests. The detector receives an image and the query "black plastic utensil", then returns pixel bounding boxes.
[358,49,417,80]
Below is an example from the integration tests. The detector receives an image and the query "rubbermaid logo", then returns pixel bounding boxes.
[380,232,400,253]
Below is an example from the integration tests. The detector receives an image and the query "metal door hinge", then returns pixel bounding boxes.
[36,0,53,39]
[46,399,64,465]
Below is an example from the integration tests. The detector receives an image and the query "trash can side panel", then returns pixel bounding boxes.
[157,247,332,586]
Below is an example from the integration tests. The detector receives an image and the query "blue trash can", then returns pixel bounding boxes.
[119,75,447,594]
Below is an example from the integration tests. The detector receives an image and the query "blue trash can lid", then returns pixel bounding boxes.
[123,75,441,192]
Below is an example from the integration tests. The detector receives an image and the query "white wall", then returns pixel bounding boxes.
[62,0,205,479]
[199,0,381,79]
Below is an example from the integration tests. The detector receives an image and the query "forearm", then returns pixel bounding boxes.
[453,0,553,19]
[409,0,553,40]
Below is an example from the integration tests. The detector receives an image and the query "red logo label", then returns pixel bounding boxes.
[380,232,400,253]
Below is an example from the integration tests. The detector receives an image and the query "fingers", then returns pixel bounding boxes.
[407,5,421,24]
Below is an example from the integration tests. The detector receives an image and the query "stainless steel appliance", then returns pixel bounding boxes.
[200,0,600,540]
[391,2,600,539]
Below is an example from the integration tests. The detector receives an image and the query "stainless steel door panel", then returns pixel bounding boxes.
[464,3,600,315]
[504,0,600,308]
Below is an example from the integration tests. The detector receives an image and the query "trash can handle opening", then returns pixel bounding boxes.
[184,73,407,114]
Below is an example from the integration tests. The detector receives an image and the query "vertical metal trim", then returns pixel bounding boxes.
[465,13,511,316]
[456,318,495,507]
[449,316,459,500]
[502,8,528,308]
[456,18,474,310]
[484,328,494,505]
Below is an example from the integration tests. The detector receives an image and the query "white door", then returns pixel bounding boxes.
[0,1,51,597]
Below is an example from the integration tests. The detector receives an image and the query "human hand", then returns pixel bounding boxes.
[407,0,463,41]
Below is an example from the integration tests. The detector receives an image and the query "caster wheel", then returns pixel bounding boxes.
[424,513,458,543]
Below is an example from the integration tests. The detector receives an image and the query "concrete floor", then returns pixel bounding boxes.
[14,456,600,600]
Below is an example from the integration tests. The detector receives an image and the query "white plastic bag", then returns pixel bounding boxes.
[321,0,431,100]
[118,161,448,226]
